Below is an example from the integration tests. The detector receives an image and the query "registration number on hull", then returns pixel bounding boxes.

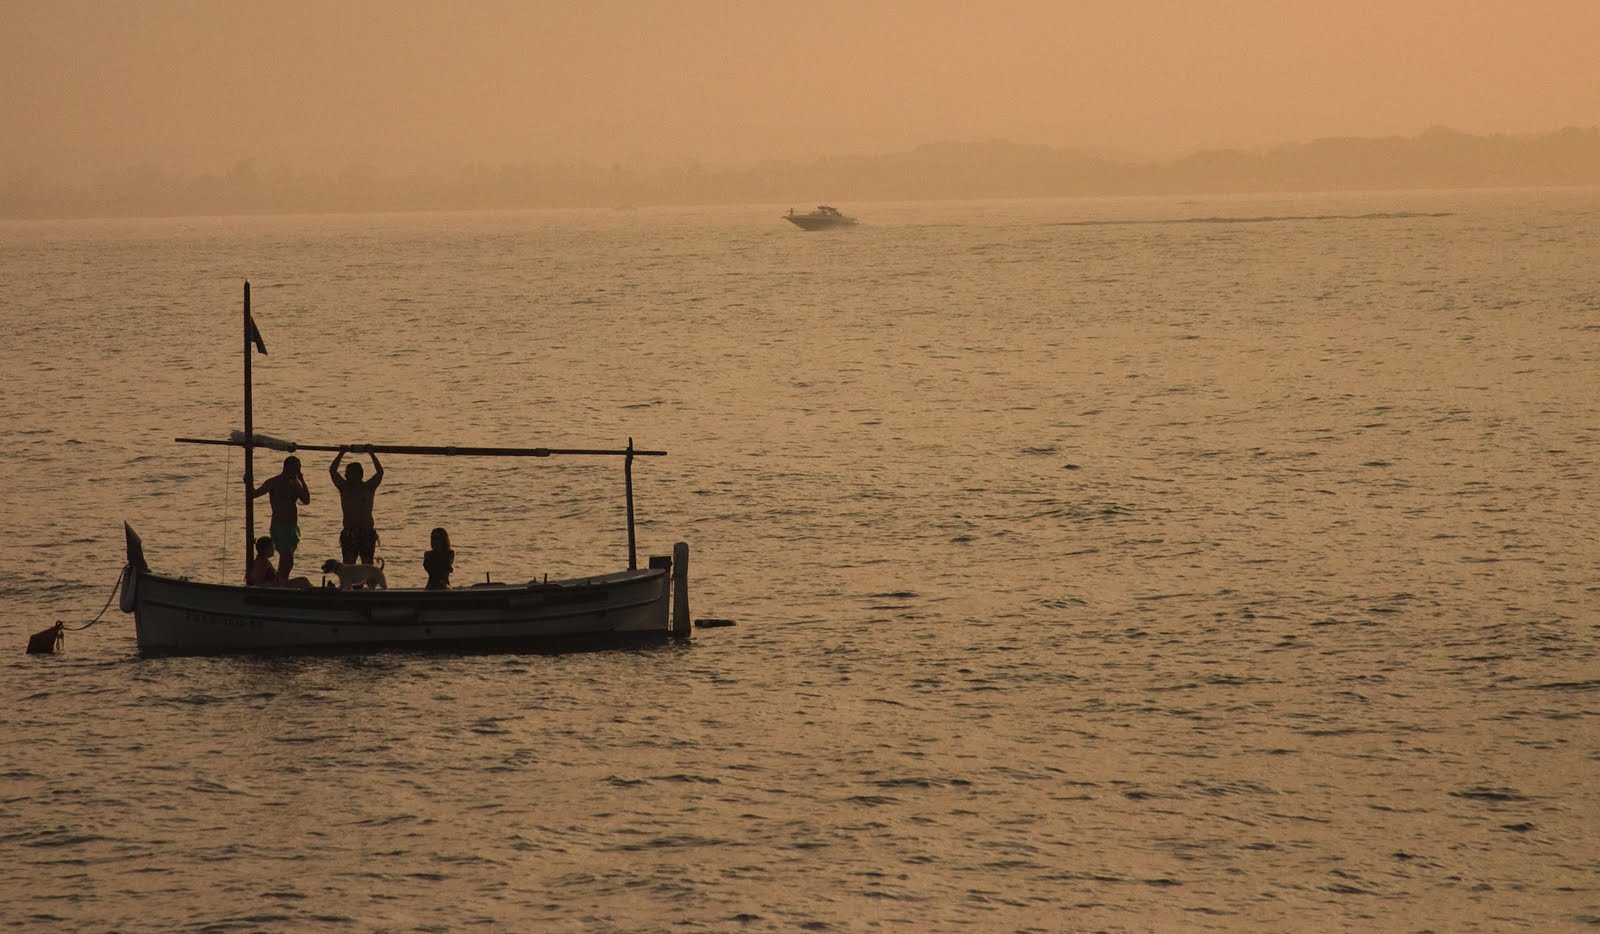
[183,610,263,632]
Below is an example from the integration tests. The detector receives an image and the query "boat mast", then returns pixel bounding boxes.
[242,280,255,582]
[184,314,663,577]
[625,438,637,570]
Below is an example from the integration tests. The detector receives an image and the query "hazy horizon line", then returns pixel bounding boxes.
[5,125,1597,221]
[6,124,1597,182]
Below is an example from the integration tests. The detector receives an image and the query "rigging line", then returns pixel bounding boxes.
[60,567,126,631]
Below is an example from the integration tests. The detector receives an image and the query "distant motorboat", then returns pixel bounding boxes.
[784,205,857,230]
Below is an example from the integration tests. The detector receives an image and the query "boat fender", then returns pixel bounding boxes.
[118,564,137,614]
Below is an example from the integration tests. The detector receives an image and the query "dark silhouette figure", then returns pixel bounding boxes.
[248,455,310,579]
[246,536,312,588]
[330,447,384,564]
[424,527,454,590]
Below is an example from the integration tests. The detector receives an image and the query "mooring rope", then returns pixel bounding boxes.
[59,566,127,632]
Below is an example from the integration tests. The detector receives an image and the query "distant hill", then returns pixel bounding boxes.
[1157,127,1600,194]
[3,127,1597,219]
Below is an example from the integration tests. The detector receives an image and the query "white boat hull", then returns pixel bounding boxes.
[785,215,855,230]
[784,206,857,230]
[120,527,685,655]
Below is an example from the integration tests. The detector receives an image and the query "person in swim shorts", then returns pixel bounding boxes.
[330,446,384,564]
[248,455,310,579]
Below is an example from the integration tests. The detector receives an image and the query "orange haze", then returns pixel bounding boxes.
[3,0,1597,179]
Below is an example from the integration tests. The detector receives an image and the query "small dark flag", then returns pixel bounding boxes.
[246,314,268,355]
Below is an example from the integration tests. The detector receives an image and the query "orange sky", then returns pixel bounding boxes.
[3,0,1597,178]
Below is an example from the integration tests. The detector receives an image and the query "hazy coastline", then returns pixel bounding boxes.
[5,127,1596,221]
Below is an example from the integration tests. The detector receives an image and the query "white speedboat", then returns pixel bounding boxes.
[784,205,857,230]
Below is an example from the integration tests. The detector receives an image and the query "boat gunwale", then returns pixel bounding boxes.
[131,565,664,600]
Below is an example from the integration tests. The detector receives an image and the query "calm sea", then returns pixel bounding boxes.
[2,190,1597,932]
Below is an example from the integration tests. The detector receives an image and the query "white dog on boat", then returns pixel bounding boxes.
[321,557,387,590]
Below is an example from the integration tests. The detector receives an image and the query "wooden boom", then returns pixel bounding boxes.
[176,436,665,458]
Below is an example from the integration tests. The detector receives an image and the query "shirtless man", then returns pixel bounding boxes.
[330,446,384,564]
[247,455,310,578]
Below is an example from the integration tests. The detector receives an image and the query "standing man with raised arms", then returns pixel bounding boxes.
[330,446,384,565]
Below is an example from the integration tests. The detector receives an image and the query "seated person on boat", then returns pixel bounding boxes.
[247,536,313,588]
[424,527,454,589]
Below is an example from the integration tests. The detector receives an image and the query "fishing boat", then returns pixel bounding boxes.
[783,205,857,230]
[117,282,691,656]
